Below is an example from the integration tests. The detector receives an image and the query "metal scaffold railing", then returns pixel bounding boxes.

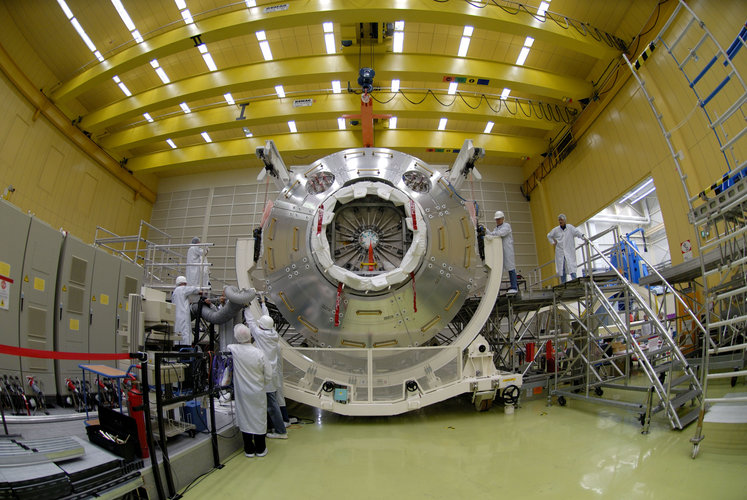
[623,0,747,457]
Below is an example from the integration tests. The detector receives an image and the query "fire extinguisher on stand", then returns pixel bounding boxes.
[126,380,149,459]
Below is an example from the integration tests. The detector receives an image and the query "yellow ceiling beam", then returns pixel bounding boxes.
[51,0,620,103]
[126,130,546,174]
[101,92,560,152]
[80,54,590,132]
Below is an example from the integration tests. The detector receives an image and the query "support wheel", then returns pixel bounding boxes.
[594,387,604,396]
[557,396,566,407]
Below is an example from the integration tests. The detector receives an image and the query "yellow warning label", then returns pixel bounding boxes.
[118,302,122,308]
[62,285,67,292]
[100,294,109,305]
[24,275,29,282]
[91,295,97,302]
[69,319,79,331]
[33,277,45,291]
[125,303,129,311]
[0,262,10,277]
[0,299,6,309]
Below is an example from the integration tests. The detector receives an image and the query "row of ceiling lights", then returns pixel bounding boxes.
[56,0,551,151]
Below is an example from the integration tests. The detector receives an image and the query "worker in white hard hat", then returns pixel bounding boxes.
[228,324,272,457]
[186,236,210,289]
[547,213,585,283]
[244,293,288,439]
[488,211,518,294]
[172,276,201,345]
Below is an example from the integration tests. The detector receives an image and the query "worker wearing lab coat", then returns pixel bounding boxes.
[172,276,200,345]
[547,214,585,283]
[186,237,209,288]
[488,211,518,294]
[244,295,288,438]
[228,324,272,457]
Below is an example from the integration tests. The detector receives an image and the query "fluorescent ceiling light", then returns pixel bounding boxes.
[275,85,285,98]
[181,9,193,24]
[516,46,530,66]
[179,102,191,113]
[150,59,160,69]
[111,0,136,32]
[143,113,154,122]
[155,67,170,84]
[448,82,458,95]
[243,127,253,137]
[537,1,550,16]
[117,82,132,96]
[338,117,346,130]
[323,22,333,33]
[94,51,104,62]
[394,21,404,31]
[198,44,208,54]
[57,0,74,19]
[131,30,143,43]
[288,121,297,133]
[202,53,217,71]
[391,79,400,92]
[175,0,187,9]
[325,33,336,54]
[620,178,654,203]
[438,118,447,130]
[457,37,470,57]
[70,18,96,52]
[255,31,267,41]
[223,93,235,105]
[389,116,397,129]
[630,186,656,205]
[112,75,121,83]
[484,121,494,134]
[501,88,511,99]
[245,0,256,6]
[392,31,404,53]
[463,26,474,37]
[524,36,535,48]
[259,40,273,60]
[166,139,177,149]
[201,132,212,143]
[331,80,342,93]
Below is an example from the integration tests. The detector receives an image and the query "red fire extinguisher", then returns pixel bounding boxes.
[126,385,149,458]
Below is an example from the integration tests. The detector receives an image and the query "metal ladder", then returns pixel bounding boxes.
[623,0,747,456]
[551,234,703,431]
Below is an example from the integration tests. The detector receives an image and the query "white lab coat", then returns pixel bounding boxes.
[228,343,271,434]
[186,245,209,288]
[489,222,515,271]
[244,302,282,393]
[547,223,584,276]
[172,284,200,344]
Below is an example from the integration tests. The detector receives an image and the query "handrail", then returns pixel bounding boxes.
[621,238,709,338]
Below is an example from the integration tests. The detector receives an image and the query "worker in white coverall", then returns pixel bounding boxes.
[547,214,585,283]
[186,236,209,288]
[171,276,200,346]
[244,294,288,439]
[488,210,518,294]
[228,324,272,457]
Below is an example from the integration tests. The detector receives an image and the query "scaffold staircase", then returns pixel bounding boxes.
[623,0,747,457]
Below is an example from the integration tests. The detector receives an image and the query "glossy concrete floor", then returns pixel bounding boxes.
[182,380,747,499]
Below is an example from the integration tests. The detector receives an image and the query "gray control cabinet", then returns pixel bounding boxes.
[54,235,94,396]
[0,201,31,381]
[116,259,142,364]
[20,217,63,394]
[89,249,122,370]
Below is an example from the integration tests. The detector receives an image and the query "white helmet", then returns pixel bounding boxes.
[494,210,505,219]
[176,276,187,285]
[234,324,252,343]
[258,315,274,330]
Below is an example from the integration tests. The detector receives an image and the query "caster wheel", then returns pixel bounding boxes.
[595,387,604,396]
[557,396,566,407]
